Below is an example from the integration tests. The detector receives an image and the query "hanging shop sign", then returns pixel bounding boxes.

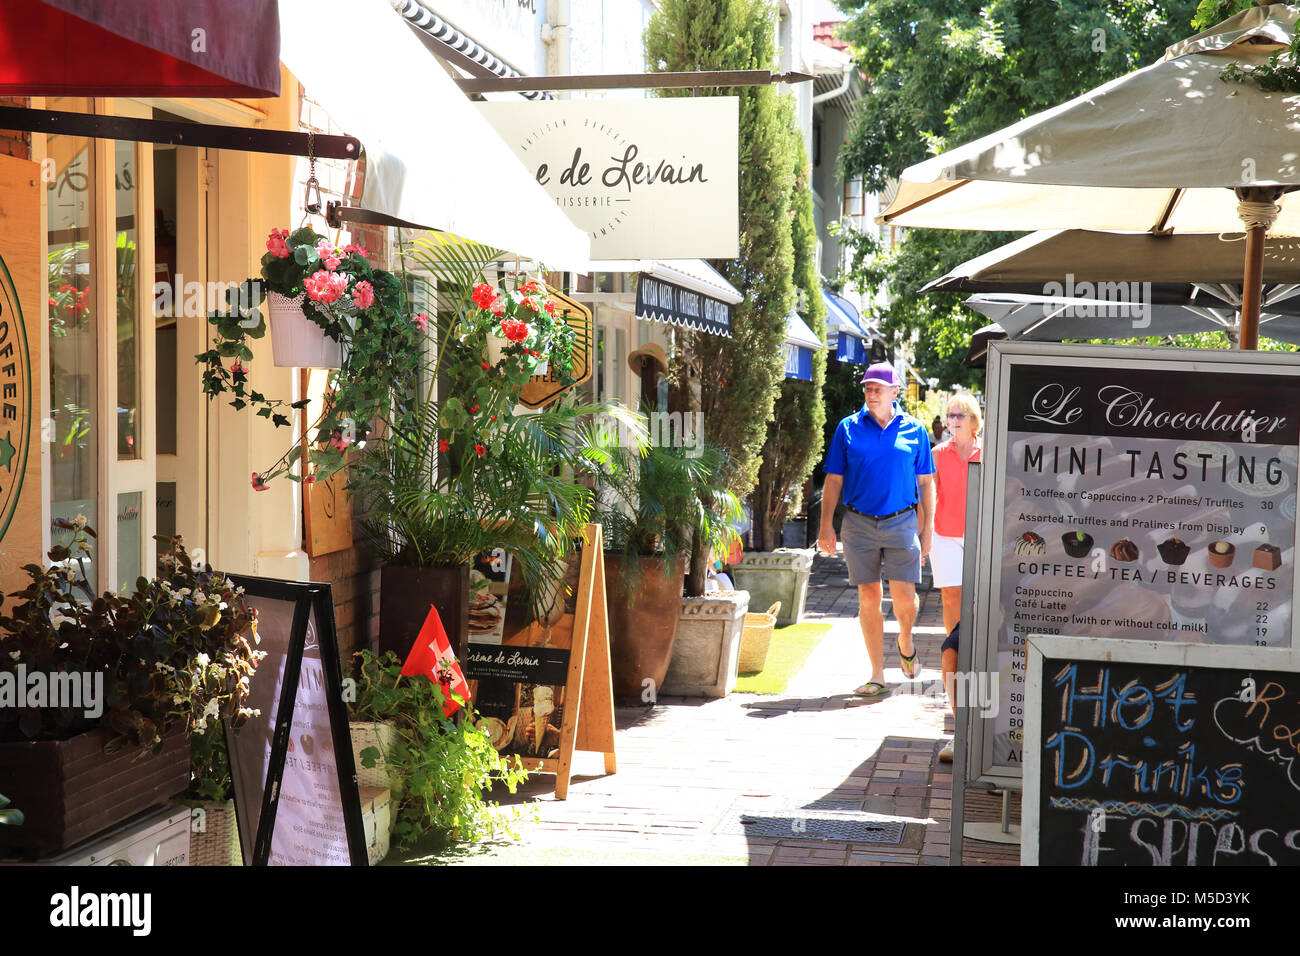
[1023,636,1300,866]
[225,577,367,866]
[477,97,740,259]
[971,342,1300,783]
[463,524,616,799]
[0,156,40,600]
[517,283,592,409]
[635,273,732,337]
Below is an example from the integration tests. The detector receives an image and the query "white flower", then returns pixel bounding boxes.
[173,695,185,705]
[195,652,210,668]
[193,716,208,733]
[210,664,227,681]
[72,514,87,529]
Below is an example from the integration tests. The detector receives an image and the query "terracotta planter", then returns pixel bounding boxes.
[664,590,750,698]
[0,724,190,859]
[268,291,341,368]
[605,555,687,706]
[378,564,470,662]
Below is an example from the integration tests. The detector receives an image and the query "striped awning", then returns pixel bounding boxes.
[394,0,550,101]
[626,260,742,337]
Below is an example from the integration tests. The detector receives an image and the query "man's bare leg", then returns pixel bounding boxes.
[890,580,918,662]
[857,582,885,685]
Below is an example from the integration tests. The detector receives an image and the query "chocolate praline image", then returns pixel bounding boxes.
[1061,530,1093,558]
[1207,541,1236,568]
[1253,544,1283,571]
[1157,537,1191,565]
[1109,539,1139,562]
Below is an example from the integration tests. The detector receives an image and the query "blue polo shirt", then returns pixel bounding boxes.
[825,402,935,516]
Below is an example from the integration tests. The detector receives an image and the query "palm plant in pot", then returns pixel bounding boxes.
[0,524,263,857]
[598,434,743,705]
[352,233,640,659]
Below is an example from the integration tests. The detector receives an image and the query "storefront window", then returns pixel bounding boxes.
[47,99,99,575]
[117,491,142,590]
[116,140,141,460]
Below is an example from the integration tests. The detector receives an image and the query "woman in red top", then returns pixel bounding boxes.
[931,395,981,760]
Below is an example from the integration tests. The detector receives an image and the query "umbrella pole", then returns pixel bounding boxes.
[1236,187,1284,351]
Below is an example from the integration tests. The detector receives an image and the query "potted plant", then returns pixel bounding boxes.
[598,435,744,705]
[353,234,638,659]
[180,724,244,866]
[0,523,263,858]
[198,228,422,491]
[348,650,528,847]
[465,274,578,382]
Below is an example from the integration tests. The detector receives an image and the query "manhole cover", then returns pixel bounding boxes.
[713,798,911,844]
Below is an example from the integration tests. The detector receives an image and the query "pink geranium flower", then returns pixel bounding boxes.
[343,243,369,259]
[251,472,270,491]
[266,228,290,258]
[351,281,375,310]
[329,430,352,452]
[413,312,429,332]
[304,270,347,304]
[231,361,246,375]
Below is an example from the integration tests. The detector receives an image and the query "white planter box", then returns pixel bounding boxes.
[662,590,749,698]
[269,291,341,368]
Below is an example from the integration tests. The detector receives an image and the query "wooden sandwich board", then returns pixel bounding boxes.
[465,522,616,799]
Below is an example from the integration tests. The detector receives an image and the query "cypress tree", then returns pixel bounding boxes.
[752,132,827,550]
[645,0,797,499]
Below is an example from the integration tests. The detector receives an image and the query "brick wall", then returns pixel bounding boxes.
[0,97,30,159]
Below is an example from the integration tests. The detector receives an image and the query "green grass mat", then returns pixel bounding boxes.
[732,622,833,695]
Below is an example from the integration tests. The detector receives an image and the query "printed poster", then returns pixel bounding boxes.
[465,552,579,761]
[989,353,1300,769]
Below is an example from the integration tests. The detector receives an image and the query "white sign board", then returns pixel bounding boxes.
[478,97,740,260]
[971,342,1300,785]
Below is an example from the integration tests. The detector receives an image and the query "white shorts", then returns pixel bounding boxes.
[929,533,965,589]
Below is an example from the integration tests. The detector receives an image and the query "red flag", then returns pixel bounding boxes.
[400,605,470,717]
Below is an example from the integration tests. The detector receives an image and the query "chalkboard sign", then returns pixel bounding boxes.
[1023,636,1300,866]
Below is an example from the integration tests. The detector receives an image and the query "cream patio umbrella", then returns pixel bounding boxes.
[878,3,1300,349]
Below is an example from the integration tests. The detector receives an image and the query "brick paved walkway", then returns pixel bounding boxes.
[483,552,1016,866]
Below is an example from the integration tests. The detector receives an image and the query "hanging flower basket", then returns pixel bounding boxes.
[268,291,341,369]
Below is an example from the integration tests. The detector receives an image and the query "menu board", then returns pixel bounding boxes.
[981,346,1300,774]
[1024,637,1300,866]
[225,577,366,866]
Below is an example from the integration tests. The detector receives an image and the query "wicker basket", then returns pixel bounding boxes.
[738,601,781,673]
[350,721,397,791]
[189,799,243,866]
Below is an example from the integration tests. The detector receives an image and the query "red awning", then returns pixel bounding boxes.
[0,0,281,98]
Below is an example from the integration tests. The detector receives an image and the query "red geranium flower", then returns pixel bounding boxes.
[474,444,487,457]
[439,438,450,452]
[471,282,496,310]
[499,319,530,343]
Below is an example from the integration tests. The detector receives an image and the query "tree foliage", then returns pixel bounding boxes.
[833,0,1202,388]
[752,134,828,550]
[645,0,797,497]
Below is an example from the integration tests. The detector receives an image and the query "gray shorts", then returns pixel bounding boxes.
[840,508,921,585]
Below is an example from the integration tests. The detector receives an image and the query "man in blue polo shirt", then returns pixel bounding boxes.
[818,363,936,697]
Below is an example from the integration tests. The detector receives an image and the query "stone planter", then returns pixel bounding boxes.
[606,554,687,706]
[0,724,190,858]
[379,564,470,662]
[730,549,814,627]
[663,590,750,698]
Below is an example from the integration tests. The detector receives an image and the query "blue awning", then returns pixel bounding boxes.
[823,290,869,362]
[782,311,823,381]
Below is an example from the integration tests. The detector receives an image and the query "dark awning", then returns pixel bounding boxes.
[0,0,281,98]
[630,261,740,338]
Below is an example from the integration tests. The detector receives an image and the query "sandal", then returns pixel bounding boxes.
[853,681,889,698]
[897,638,920,679]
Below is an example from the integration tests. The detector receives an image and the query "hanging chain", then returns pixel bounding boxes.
[301,129,323,224]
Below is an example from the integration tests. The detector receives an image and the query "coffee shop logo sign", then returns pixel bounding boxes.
[520,119,710,239]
